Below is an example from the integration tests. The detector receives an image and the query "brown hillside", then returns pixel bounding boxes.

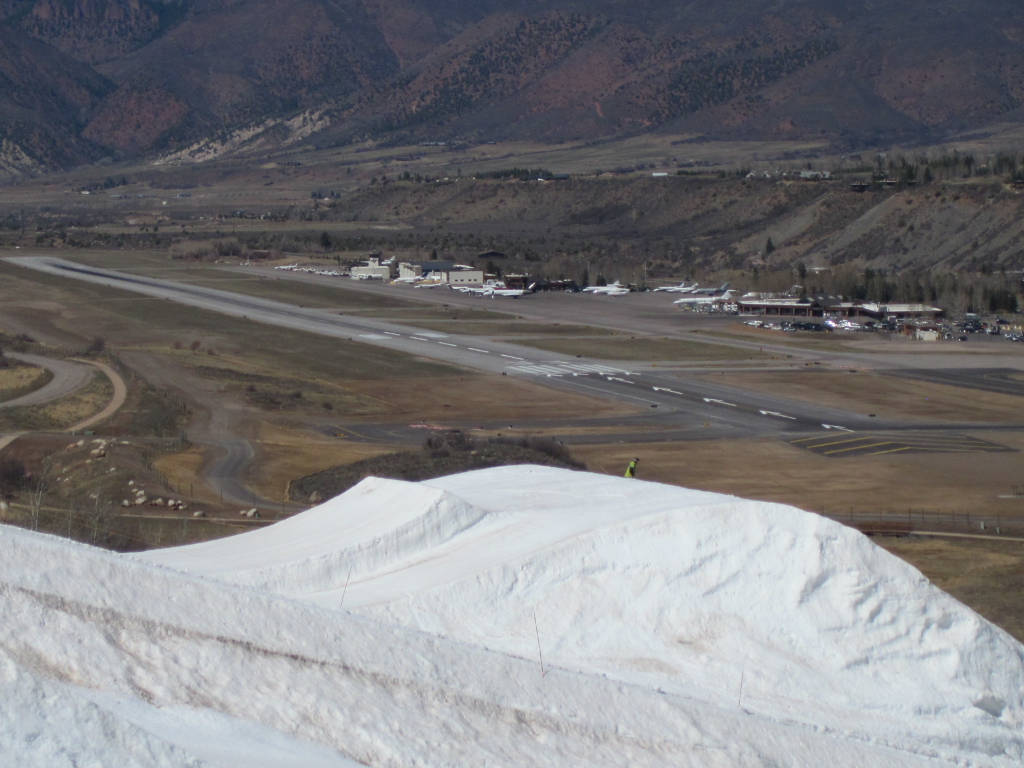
[3,0,1024,171]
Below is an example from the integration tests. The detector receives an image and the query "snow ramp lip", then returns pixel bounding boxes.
[140,476,492,593]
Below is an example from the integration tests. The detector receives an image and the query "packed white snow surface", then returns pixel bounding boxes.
[3,466,1023,766]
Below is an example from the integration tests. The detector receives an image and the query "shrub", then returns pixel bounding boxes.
[0,457,27,499]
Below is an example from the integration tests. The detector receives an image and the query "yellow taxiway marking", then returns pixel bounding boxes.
[807,437,876,449]
[824,441,896,455]
[864,445,914,456]
[792,432,1011,457]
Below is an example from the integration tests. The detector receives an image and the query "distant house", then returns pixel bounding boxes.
[737,298,943,324]
[350,257,391,280]
[447,269,484,285]
[397,261,483,285]
[736,297,824,318]
[880,303,944,322]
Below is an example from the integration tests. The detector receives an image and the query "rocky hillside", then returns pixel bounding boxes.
[314,168,1024,305]
[3,0,1024,174]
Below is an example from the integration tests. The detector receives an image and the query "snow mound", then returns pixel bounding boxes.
[143,477,491,595]
[4,465,1024,765]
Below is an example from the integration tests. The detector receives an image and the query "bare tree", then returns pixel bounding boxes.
[28,474,47,531]
[0,457,26,499]
[88,493,111,545]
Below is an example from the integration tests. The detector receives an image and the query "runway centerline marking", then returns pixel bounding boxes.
[759,409,797,420]
[653,386,685,396]
[703,397,737,407]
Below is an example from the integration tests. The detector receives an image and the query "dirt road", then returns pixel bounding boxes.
[0,356,127,453]
[67,358,127,432]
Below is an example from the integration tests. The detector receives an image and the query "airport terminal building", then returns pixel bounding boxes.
[735,296,944,324]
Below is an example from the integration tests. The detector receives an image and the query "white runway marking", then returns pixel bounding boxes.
[506,361,629,378]
[703,397,737,407]
[653,386,685,396]
[759,409,797,420]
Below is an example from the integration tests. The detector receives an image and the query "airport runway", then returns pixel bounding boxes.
[6,256,1023,448]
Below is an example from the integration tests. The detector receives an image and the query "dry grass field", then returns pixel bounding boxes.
[573,432,1024,521]
[711,369,1024,423]
[0,363,52,402]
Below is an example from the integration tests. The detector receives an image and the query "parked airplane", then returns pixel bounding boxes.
[488,286,529,298]
[451,280,530,298]
[582,281,630,296]
[688,282,730,295]
[672,288,736,306]
[652,281,699,293]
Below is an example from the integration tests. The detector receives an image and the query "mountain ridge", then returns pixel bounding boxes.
[2,0,1024,175]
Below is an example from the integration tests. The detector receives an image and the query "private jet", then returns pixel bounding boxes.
[652,281,699,293]
[672,288,736,307]
[451,280,530,298]
[581,281,630,296]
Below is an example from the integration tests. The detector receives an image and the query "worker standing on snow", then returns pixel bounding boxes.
[624,457,639,478]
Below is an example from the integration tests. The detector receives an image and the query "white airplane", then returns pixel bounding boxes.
[652,281,699,293]
[582,281,630,296]
[689,282,730,296]
[673,289,736,306]
[488,286,528,298]
[453,280,529,298]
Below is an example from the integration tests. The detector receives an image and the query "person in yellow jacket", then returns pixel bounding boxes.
[624,457,639,478]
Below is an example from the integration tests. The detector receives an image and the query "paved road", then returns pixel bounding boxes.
[1,352,94,409]
[0,355,128,454]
